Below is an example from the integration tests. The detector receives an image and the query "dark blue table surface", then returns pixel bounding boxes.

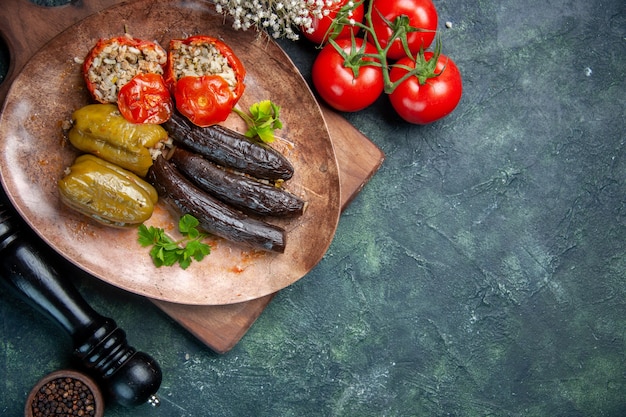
[1,0,625,416]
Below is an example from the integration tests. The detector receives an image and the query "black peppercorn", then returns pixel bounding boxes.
[25,370,103,417]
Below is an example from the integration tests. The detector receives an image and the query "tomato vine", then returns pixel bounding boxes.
[310,0,462,124]
[327,0,444,94]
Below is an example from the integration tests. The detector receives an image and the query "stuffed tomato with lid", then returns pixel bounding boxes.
[82,35,173,124]
[164,35,246,127]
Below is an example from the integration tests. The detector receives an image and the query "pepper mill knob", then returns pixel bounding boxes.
[73,319,162,407]
[0,203,162,407]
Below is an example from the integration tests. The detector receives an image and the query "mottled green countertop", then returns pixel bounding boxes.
[1,0,625,416]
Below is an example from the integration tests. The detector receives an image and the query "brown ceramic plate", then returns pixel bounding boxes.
[0,0,340,305]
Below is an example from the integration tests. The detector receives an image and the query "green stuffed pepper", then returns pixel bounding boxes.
[68,104,168,177]
[58,154,158,227]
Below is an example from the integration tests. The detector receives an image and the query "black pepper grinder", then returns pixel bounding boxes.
[0,201,162,408]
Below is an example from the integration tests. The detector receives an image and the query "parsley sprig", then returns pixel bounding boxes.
[234,100,283,143]
[138,214,211,269]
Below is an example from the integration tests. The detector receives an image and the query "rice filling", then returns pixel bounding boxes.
[86,39,167,103]
[169,42,238,90]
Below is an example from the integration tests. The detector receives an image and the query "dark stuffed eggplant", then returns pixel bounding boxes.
[163,112,294,181]
[148,155,286,253]
[170,147,305,217]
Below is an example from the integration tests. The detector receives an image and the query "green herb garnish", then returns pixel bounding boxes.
[234,100,283,143]
[138,214,211,269]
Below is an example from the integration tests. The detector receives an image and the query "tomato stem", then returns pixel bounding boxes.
[327,0,444,94]
[328,35,368,78]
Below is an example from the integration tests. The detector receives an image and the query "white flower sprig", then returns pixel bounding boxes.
[213,0,342,41]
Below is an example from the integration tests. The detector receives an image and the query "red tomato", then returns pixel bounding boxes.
[389,52,462,124]
[312,38,384,112]
[164,35,246,126]
[370,0,438,60]
[174,75,235,127]
[117,73,173,124]
[303,0,365,45]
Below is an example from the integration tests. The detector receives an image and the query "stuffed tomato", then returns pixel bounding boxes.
[82,35,173,124]
[164,35,246,127]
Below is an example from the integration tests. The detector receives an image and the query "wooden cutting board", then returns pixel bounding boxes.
[0,0,384,353]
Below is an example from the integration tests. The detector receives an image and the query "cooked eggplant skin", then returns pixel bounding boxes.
[148,155,286,253]
[170,147,305,217]
[163,112,294,181]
